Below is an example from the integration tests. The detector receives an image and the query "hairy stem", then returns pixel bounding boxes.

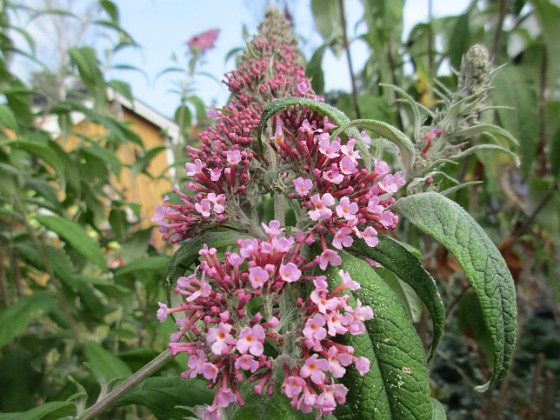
[80,349,173,420]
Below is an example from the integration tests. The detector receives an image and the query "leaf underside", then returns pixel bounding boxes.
[393,192,517,391]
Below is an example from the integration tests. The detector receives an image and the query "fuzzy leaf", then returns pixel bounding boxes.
[393,192,517,391]
[350,236,445,360]
[328,251,432,419]
[431,398,447,419]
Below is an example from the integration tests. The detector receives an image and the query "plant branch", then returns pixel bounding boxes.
[338,0,360,119]
[492,0,507,59]
[80,349,173,420]
[511,180,558,242]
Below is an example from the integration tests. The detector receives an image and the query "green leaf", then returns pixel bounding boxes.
[68,47,107,107]
[306,43,328,95]
[0,401,75,420]
[257,97,371,170]
[376,267,424,323]
[81,143,123,178]
[115,255,169,277]
[0,104,19,133]
[167,231,252,288]
[83,342,133,380]
[491,65,539,175]
[349,236,445,360]
[100,0,119,22]
[331,119,415,178]
[431,398,447,419]
[114,377,213,418]
[0,291,55,349]
[36,215,108,271]
[328,251,433,419]
[131,145,166,179]
[448,14,470,69]
[10,139,66,189]
[107,79,133,103]
[393,192,517,391]
[311,0,341,43]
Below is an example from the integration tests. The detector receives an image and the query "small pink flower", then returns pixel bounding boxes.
[201,362,219,381]
[270,123,284,143]
[367,196,383,214]
[207,108,219,119]
[323,169,344,184]
[374,159,390,176]
[297,81,309,95]
[187,28,219,52]
[318,249,342,270]
[185,159,205,176]
[335,197,359,221]
[209,167,222,181]
[227,252,244,266]
[239,239,259,258]
[186,350,207,377]
[156,302,169,322]
[303,313,327,343]
[309,193,335,221]
[279,262,302,283]
[207,322,235,355]
[300,354,329,385]
[248,266,269,288]
[318,134,340,158]
[313,275,328,291]
[362,226,379,247]
[262,220,285,237]
[271,236,294,252]
[235,354,259,372]
[293,177,313,196]
[360,130,372,146]
[327,347,352,378]
[339,269,360,290]
[207,193,226,214]
[236,324,265,356]
[310,290,340,314]
[282,375,306,398]
[216,385,237,407]
[332,227,353,249]
[325,311,349,336]
[340,138,361,163]
[226,150,242,165]
[339,156,356,174]
[355,356,371,375]
[195,199,212,217]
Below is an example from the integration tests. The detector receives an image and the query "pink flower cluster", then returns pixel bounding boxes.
[157,222,373,418]
[187,28,220,52]
[269,113,405,253]
[154,9,408,419]
[153,11,316,243]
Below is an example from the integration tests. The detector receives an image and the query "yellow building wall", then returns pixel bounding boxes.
[56,105,173,248]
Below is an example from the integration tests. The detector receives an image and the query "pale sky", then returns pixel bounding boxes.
[11,0,470,119]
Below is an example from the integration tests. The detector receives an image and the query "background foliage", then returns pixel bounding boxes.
[0,0,558,418]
